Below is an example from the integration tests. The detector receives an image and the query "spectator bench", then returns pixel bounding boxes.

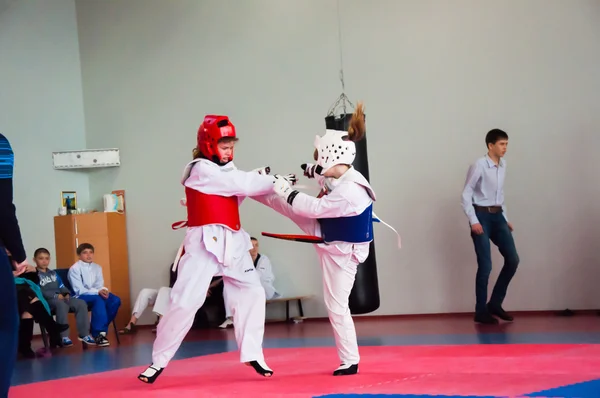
[266,294,313,323]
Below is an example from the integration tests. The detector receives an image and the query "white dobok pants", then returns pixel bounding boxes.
[132,287,172,319]
[151,228,266,368]
[224,282,279,318]
[254,194,362,365]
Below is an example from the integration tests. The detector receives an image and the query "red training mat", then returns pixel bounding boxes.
[9,345,600,398]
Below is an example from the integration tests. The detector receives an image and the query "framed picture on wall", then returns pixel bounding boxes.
[61,191,77,212]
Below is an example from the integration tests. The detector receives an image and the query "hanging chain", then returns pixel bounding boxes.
[337,0,345,100]
[327,0,354,117]
[327,93,354,117]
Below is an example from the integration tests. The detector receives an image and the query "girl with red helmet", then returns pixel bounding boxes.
[138,115,296,384]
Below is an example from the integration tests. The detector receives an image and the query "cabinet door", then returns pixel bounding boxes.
[74,213,107,238]
[54,216,77,269]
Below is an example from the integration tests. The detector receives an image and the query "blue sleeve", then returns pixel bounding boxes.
[0,134,13,180]
[0,133,27,263]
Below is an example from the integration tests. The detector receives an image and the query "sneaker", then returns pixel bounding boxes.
[78,335,96,346]
[95,333,110,347]
[61,337,73,347]
[219,318,233,329]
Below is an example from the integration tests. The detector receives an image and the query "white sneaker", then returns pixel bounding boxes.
[219,318,233,329]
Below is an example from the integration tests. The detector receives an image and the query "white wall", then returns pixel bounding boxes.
[0,0,89,266]
[72,0,600,322]
[0,0,89,334]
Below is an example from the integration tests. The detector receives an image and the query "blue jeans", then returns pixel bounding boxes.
[79,293,121,337]
[471,210,520,314]
[0,247,18,396]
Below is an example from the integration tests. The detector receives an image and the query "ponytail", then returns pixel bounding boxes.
[347,101,366,142]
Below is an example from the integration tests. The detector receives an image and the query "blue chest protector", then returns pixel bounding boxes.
[318,204,374,244]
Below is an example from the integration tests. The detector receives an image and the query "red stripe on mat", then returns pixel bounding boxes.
[10,344,600,398]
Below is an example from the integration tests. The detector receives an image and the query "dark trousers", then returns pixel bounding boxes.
[0,248,18,396]
[471,210,520,314]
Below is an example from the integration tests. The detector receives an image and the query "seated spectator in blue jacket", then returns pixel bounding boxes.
[68,243,121,347]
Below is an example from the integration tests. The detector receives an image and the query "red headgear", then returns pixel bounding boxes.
[196,115,236,162]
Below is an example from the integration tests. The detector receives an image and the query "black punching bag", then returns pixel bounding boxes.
[324,113,380,314]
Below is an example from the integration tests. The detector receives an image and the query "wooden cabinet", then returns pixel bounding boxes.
[53,212,131,329]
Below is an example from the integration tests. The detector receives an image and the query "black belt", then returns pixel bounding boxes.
[473,205,503,214]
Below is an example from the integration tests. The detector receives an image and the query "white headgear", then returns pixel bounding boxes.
[314,129,356,172]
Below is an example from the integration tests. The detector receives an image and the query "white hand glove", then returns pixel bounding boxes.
[279,173,298,186]
[301,163,322,179]
[273,175,296,202]
[252,166,271,175]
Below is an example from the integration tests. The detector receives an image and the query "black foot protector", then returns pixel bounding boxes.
[138,364,164,384]
[247,360,274,377]
[333,363,359,376]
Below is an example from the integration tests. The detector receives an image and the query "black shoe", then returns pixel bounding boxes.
[119,322,136,335]
[138,364,164,384]
[95,333,110,347]
[333,364,359,376]
[474,312,499,324]
[246,360,273,377]
[487,304,514,322]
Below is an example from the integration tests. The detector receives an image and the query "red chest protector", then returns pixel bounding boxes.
[171,160,241,232]
[185,187,241,231]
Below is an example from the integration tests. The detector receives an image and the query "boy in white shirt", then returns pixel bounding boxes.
[68,243,121,347]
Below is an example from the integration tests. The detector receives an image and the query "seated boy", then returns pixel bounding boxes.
[35,248,96,347]
[68,243,121,347]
